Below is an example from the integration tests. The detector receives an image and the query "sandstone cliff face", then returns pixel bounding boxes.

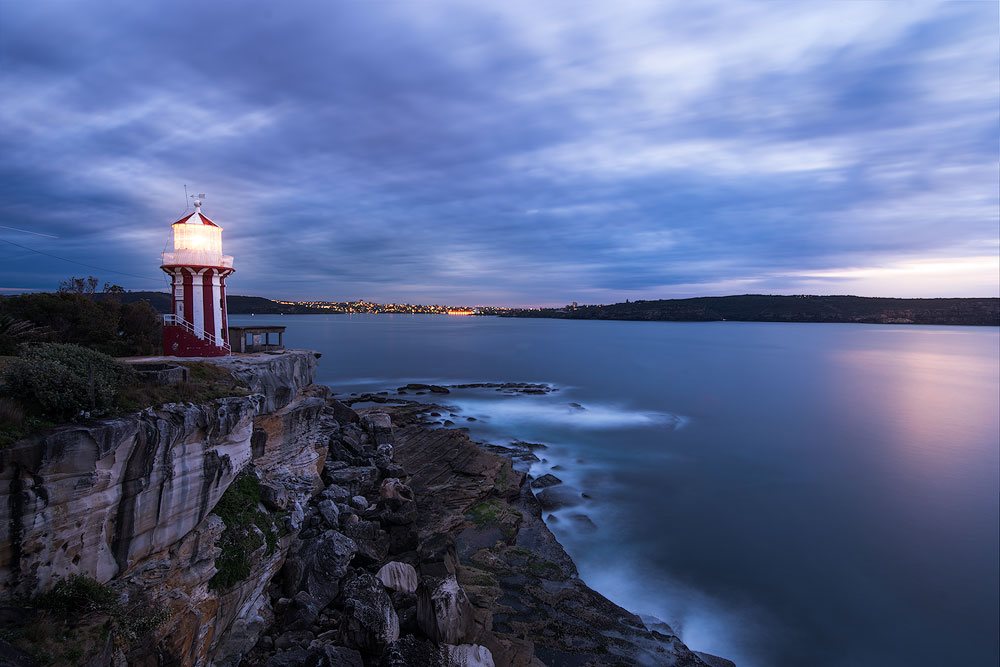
[0,351,329,665]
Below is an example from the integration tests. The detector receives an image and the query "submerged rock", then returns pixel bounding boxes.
[530,473,563,489]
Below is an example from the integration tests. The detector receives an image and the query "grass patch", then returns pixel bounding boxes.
[209,470,281,591]
[118,361,249,411]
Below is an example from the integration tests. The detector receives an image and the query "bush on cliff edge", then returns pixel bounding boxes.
[1,343,135,424]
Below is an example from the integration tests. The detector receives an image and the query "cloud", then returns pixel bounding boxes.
[0,0,996,303]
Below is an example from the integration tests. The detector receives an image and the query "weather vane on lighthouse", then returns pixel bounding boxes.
[160,192,235,356]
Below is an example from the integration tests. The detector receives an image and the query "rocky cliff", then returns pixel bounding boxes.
[0,351,729,667]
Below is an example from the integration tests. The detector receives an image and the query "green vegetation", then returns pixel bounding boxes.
[1,343,135,428]
[118,360,249,412]
[7,574,168,664]
[0,283,161,356]
[503,295,1000,326]
[209,470,281,591]
[0,343,247,447]
[467,499,520,540]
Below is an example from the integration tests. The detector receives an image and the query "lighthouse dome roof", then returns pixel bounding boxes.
[171,210,221,228]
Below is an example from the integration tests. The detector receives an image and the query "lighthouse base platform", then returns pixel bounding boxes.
[163,324,229,357]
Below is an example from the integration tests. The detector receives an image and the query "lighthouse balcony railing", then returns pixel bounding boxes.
[160,251,234,269]
[163,314,232,354]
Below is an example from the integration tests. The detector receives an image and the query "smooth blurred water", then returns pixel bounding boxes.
[232,314,1000,667]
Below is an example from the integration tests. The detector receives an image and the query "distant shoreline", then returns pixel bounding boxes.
[82,291,1000,326]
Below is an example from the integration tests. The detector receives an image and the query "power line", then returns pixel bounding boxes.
[0,237,164,285]
[0,224,58,239]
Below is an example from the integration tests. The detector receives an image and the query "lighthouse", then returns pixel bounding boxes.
[160,195,234,356]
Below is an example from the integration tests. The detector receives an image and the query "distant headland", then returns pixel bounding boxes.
[502,295,1000,326]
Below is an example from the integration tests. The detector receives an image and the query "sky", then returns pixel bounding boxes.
[0,1,997,306]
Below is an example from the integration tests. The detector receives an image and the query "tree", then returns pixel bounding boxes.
[103,283,125,294]
[58,276,100,295]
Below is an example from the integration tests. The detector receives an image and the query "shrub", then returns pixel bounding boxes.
[1,343,135,421]
[34,574,117,616]
[209,470,280,591]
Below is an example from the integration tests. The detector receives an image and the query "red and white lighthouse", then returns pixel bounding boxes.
[160,195,234,356]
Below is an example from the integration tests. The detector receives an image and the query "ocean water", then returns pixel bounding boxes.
[231,314,1000,667]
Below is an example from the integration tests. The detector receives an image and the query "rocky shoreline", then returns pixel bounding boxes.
[0,353,732,666]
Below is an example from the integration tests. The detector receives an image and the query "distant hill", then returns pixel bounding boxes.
[501,295,1000,326]
[101,291,328,315]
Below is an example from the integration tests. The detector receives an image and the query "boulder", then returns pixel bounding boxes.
[327,398,361,424]
[321,484,352,502]
[267,645,364,667]
[316,500,340,528]
[379,478,414,503]
[442,644,495,667]
[534,485,582,511]
[362,411,395,446]
[416,576,476,644]
[326,466,379,495]
[341,573,400,654]
[286,530,357,615]
[376,561,418,594]
[380,636,442,667]
[260,481,290,510]
[344,520,390,566]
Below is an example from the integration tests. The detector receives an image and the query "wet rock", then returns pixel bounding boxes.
[534,484,582,511]
[376,561,418,594]
[566,513,598,532]
[416,576,476,644]
[530,473,562,489]
[341,573,400,654]
[442,644,495,667]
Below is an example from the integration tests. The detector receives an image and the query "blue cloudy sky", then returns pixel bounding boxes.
[0,0,997,305]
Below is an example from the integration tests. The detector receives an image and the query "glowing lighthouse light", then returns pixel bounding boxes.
[160,194,234,357]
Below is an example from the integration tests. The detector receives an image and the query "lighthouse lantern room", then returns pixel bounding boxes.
[160,195,234,356]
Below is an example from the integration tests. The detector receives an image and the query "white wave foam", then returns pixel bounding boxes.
[447,398,684,431]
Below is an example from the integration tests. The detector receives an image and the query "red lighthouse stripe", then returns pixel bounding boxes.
[220,277,229,343]
[202,269,215,342]
[183,269,194,324]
